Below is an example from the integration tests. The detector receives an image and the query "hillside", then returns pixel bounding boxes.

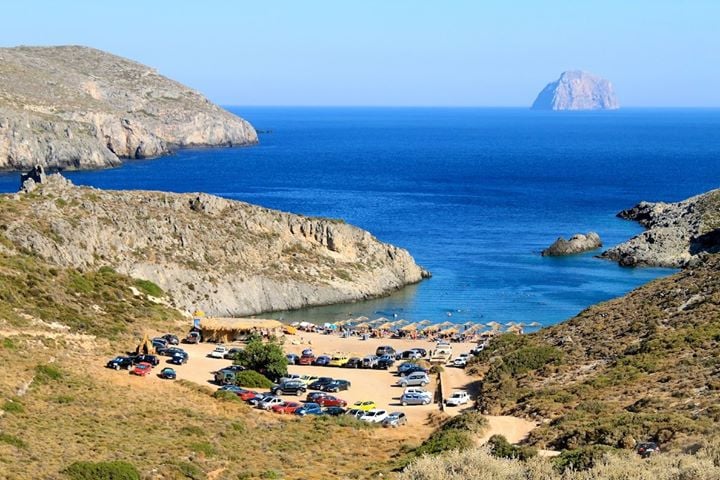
[471,253,720,451]
[2,172,428,316]
[0,45,257,170]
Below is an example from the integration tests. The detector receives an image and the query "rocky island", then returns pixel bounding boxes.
[4,169,429,316]
[541,232,602,256]
[602,189,720,267]
[531,70,619,111]
[0,46,257,170]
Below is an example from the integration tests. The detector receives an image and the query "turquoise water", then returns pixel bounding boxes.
[2,107,719,327]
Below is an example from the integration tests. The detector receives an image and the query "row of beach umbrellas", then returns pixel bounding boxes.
[330,317,542,334]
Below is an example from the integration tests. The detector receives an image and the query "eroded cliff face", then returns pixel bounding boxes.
[602,190,720,267]
[531,71,619,111]
[0,45,257,170]
[1,174,429,316]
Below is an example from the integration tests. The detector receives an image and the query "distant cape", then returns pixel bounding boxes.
[532,70,619,111]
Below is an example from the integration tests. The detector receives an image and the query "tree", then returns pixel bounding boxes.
[234,338,287,381]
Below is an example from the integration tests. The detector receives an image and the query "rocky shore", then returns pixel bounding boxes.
[602,189,720,267]
[1,171,429,316]
[0,46,257,170]
[542,232,602,256]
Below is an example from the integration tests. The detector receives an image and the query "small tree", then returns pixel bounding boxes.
[234,338,287,381]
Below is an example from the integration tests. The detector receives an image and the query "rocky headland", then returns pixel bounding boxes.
[531,70,619,111]
[0,45,257,170]
[602,189,720,267]
[541,232,602,256]
[3,171,429,316]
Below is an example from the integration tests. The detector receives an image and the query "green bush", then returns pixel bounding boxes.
[411,412,489,457]
[234,339,288,381]
[2,399,24,413]
[0,433,27,449]
[189,441,217,457]
[35,363,63,383]
[212,390,242,402]
[133,278,164,297]
[487,434,537,460]
[233,370,273,388]
[554,445,613,472]
[172,461,205,480]
[61,460,140,480]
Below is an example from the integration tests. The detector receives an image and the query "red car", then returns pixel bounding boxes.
[272,401,302,414]
[239,390,260,401]
[298,354,316,365]
[317,395,347,408]
[131,362,153,376]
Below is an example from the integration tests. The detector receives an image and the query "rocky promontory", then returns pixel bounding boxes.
[602,190,720,267]
[1,171,429,316]
[531,70,619,111]
[0,46,257,170]
[541,232,602,256]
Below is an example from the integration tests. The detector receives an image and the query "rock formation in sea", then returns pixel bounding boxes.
[531,71,620,111]
[3,171,429,316]
[541,232,602,256]
[0,45,257,170]
[602,190,720,267]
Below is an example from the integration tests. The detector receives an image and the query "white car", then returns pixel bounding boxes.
[452,354,470,367]
[403,387,429,396]
[258,396,284,410]
[209,345,228,359]
[445,391,470,407]
[360,409,388,423]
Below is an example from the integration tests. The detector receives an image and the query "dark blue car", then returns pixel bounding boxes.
[294,402,323,416]
[159,367,176,379]
[314,355,331,366]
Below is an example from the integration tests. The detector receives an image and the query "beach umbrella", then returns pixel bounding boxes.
[418,319,432,326]
[355,316,369,322]
[401,323,418,332]
[437,321,454,328]
[377,322,394,330]
[442,327,459,335]
[372,317,389,325]
[529,321,541,327]
[506,325,524,334]
[486,321,502,330]
[394,319,409,326]
[355,322,371,330]
[423,324,441,332]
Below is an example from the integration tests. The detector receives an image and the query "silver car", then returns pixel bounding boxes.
[382,412,408,428]
[396,371,430,387]
[400,392,432,406]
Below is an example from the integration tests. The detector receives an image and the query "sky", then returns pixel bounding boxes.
[2,0,719,107]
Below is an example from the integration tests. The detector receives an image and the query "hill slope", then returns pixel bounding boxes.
[0,45,257,170]
[1,173,428,316]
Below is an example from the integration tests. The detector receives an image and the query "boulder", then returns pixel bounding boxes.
[542,232,602,256]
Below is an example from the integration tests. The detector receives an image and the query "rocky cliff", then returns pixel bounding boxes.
[1,173,428,316]
[531,71,619,111]
[0,45,257,170]
[602,190,720,267]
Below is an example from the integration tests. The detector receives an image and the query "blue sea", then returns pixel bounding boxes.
[2,107,720,328]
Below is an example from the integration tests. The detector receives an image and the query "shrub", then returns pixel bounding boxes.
[0,433,27,449]
[233,370,273,388]
[2,337,16,349]
[35,363,63,383]
[133,278,164,297]
[61,460,140,480]
[172,461,205,480]
[487,434,537,460]
[2,399,24,414]
[411,412,489,457]
[554,445,613,472]
[212,390,242,402]
[189,441,217,457]
[234,339,288,381]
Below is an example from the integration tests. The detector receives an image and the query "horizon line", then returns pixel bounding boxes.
[221,105,720,109]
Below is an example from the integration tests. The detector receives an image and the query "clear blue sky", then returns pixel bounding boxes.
[2,0,719,107]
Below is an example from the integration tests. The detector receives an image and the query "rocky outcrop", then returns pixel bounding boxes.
[542,232,602,256]
[0,45,257,170]
[531,71,619,111]
[0,173,429,316]
[602,190,720,267]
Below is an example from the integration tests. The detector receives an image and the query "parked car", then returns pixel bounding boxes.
[258,396,284,410]
[306,391,331,403]
[214,365,245,385]
[345,408,364,419]
[297,375,319,386]
[183,331,201,344]
[396,372,430,387]
[238,390,260,401]
[362,355,379,368]
[317,395,347,408]
[152,337,168,348]
[162,334,180,345]
[320,379,351,392]
[401,392,432,406]
[403,387,430,396]
[375,355,395,370]
[209,345,228,359]
[360,409,388,423]
[399,364,429,376]
[159,367,177,379]
[382,412,407,428]
[396,350,422,360]
[398,362,424,375]
[376,346,396,357]
[445,391,470,407]
[170,352,188,365]
[131,362,153,376]
[344,357,363,368]
[298,353,316,365]
[469,344,485,356]
[272,401,302,414]
[272,380,307,396]
[134,354,160,366]
[308,377,335,390]
[636,442,661,458]
[352,400,376,412]
[286,353,300,365]
[323,406,346,416]
[451,354,471,368]
[248,393,274,407]
[219,385,245,393]
[411,348,428,358]
[329,355,349,367]
[157,346,184,356]
[314,355,331,366]
[294,402,323,416]
[301,348,314,356]
[224,347,243,360]
[106,356,134,370]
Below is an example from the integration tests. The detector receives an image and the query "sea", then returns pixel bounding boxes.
[2,107,719,329]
